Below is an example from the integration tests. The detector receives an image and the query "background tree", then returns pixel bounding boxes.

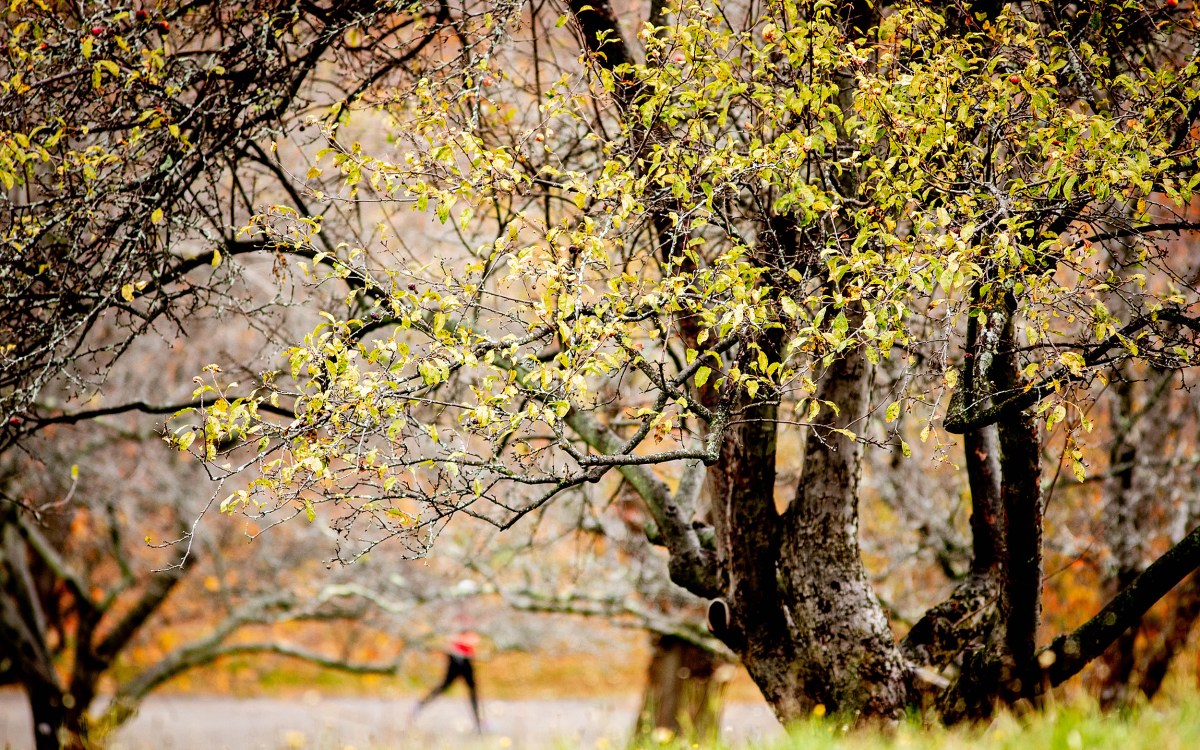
[0,417,421,750]
[1065,362,1200,707]
[2,4,470,748]
[187,0,1200,725]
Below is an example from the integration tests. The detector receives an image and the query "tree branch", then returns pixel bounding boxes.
[202,642,402,675]
[565,410,720,598]
[30,395,293,428]
[14,513,91,606]
[945,309,1200,434]
[94,567,186,663]
[1084,220,1200,245]
[1041,520,1200,688]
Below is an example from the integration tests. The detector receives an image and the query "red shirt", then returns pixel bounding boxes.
[450,632,479,658]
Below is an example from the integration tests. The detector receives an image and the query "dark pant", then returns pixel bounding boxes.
[416,654,481,730]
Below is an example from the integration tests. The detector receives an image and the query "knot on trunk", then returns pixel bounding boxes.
[706,598,746,651]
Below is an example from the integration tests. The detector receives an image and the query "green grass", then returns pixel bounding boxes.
[747,699,1200,750]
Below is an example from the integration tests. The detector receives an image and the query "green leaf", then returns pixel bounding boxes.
[831,311,848,340]
[885,401,901,423]
[177,430,196,451]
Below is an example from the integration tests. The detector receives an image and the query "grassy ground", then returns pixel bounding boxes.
[741,699,1200,750]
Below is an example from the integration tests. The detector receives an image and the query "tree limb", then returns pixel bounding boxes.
[945,309,1200,434]
[1041,520,1200,688]
[564,410,719,598]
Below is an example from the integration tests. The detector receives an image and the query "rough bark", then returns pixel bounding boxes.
[935,296,1047,722]
[903,301,1005,675]
[706,375,793,714]
[773,344,910,720]
[995,368,1044,700]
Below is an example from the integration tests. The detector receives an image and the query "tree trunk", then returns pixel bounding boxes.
[773,346,909,720]
[995,406,1044,701]
[631,634,732,746]
[26,681,86,750]
[937,301,1044,722]
[901,420,1004,675]
[705,341,909,722]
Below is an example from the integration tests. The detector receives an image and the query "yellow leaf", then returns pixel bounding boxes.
[177,430,196,451]
[121,283,135,301]
[1072,458,1086,483]
[885,401,901,423]
[151,207,163,224]
[1059,351,1085,376]
[211,248,222,267]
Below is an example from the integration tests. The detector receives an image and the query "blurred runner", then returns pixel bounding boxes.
[412,630,483,732]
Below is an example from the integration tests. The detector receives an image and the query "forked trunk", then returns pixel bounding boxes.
[708,343,909,723]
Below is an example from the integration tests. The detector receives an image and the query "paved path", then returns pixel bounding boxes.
[0,693,782,749]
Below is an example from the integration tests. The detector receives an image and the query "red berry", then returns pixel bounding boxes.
[157,20,169,32]
[91,26,105,36]
[1167,0,1179,7]
[136,9,149,21]
[8,417,22,426]
[1009,74,1021,84]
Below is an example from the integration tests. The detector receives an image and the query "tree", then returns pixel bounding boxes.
[5,6,737,748]
[0,417,423,750]
[0,0,446,440]
[131,0,1200,724]
[2,4,473,747]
